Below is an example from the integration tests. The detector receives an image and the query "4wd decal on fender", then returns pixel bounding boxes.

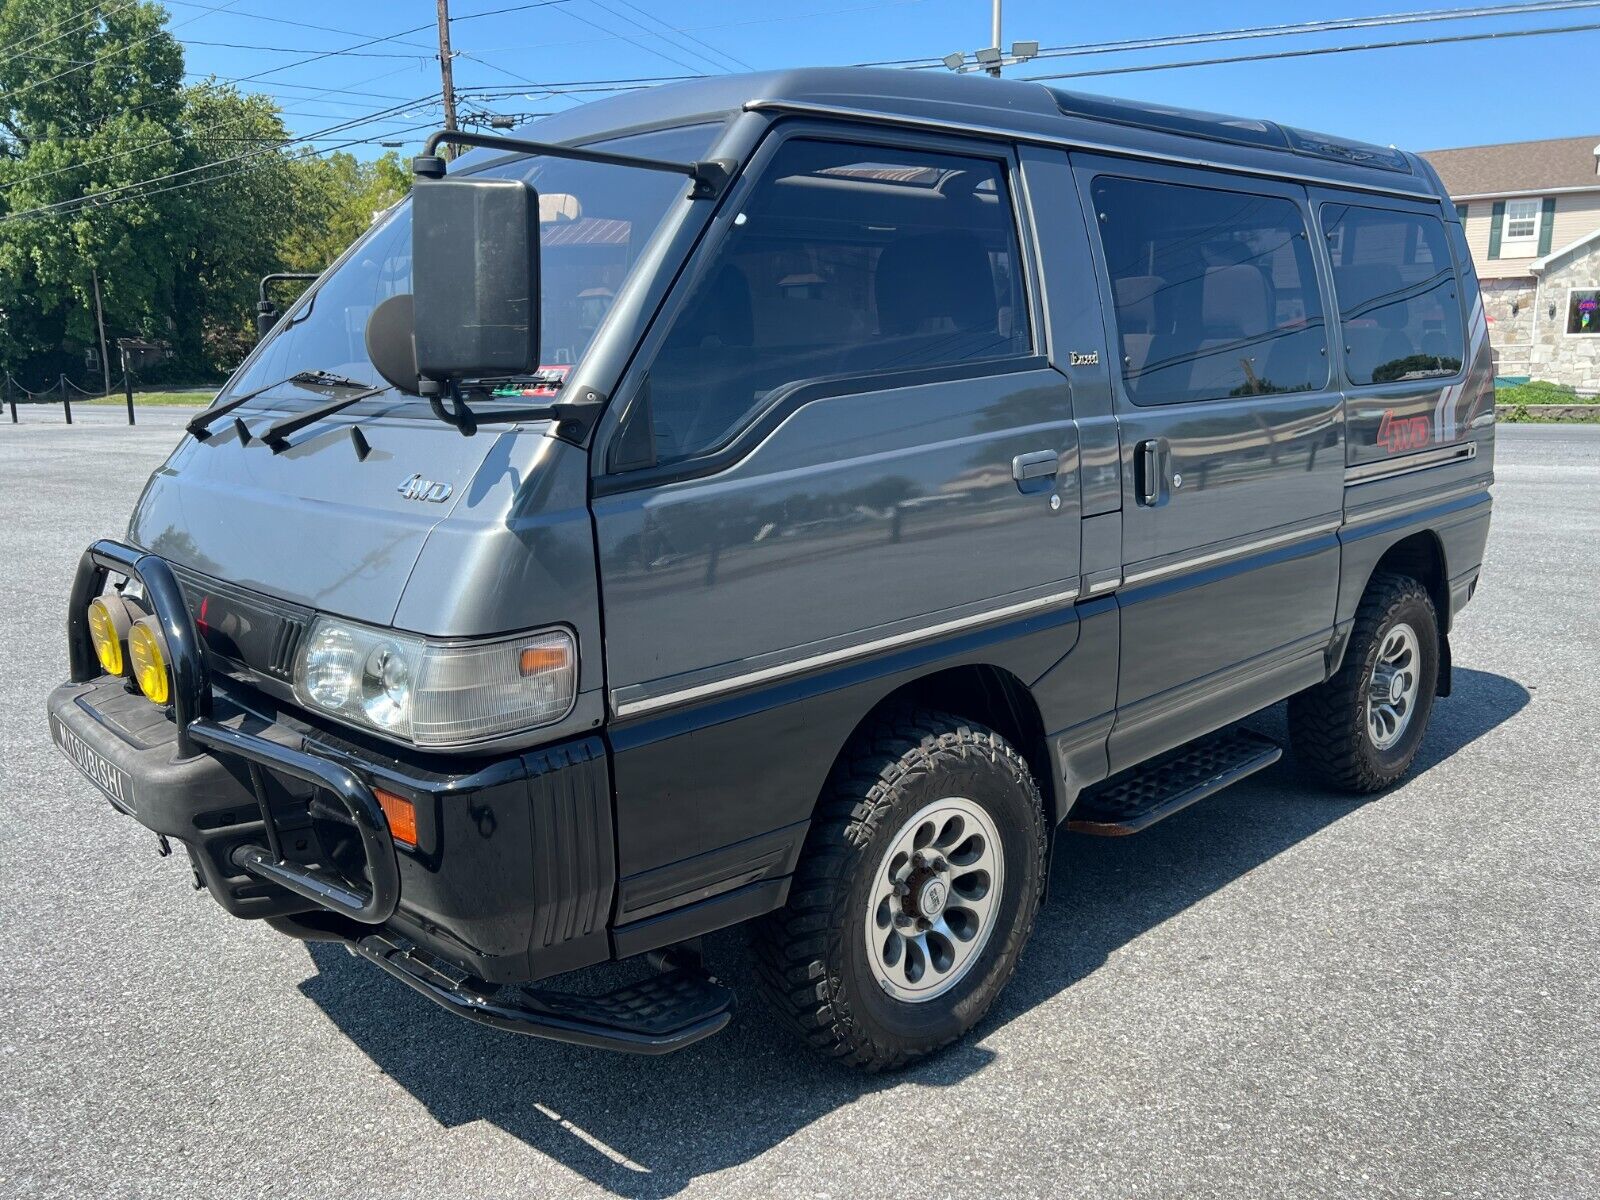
[1377,410,1431,454]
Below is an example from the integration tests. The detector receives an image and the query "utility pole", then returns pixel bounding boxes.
[90,266,111,398]
[988,0,1003,77]
[435,0,460,159]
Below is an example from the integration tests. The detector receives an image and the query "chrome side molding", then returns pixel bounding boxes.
[1345,441,1477,485]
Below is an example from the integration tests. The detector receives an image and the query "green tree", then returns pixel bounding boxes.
[282,150,410,272]
[178,82,300,371]
[0,0,190,383]
[0,2,413,384]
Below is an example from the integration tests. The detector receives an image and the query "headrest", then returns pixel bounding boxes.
[677,263,753,347]
[1114,274,1164,333]
[1200,264,1270,336]
[1340,263,1409,330]
[875,231,999,336]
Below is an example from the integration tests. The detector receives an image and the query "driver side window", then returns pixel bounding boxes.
[637,138,1030,467]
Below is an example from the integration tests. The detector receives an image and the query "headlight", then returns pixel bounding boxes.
[293,617,576,747]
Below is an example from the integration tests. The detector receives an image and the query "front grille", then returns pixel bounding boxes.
[168,565,313,684]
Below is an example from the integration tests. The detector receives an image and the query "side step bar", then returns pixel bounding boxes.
[1068,728,1282,837]
[352,932,735,1054]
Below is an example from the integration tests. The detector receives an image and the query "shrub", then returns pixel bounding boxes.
[1495,379,1585,406]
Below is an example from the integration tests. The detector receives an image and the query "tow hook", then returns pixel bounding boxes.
[155,833,171,858]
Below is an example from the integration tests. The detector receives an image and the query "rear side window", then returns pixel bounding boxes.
[642,139,1030,465]
[1092,175,1329,405]
[1321,203,1464,384]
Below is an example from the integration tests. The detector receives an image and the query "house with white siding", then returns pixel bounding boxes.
[1421,135,1600,392]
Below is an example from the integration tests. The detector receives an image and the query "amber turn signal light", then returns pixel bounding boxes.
[519,644,571,676]
[375,787,417,847]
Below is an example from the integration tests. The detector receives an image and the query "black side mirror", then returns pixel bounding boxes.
[408,176,541,394]
[365,293,418,395]
[256,300,279,340]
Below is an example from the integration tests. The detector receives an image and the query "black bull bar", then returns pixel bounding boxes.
[68,539,400,924]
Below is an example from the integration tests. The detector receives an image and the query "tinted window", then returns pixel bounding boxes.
[230,125,719,408]
[643,140,1030,465]
[1092,176,1329,405]
[1322,204,1464,384]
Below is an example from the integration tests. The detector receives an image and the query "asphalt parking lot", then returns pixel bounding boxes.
[1,408,1596,1199]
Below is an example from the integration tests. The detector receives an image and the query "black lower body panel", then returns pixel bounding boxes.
[47,675,616,986]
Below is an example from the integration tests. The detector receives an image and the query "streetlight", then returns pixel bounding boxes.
[940,40,1040,77]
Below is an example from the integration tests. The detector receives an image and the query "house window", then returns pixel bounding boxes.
[1569,289,1600,336]
[1502,197,1541,246]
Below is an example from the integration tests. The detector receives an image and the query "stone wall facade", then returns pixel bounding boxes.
[1528,249,1600,394]
[1481,277,1536,356]
[1479,246,1600,393]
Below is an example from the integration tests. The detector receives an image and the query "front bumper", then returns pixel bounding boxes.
[51,540,742,1054]
[52,540,616,987]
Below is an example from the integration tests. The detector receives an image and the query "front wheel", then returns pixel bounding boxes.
[753,709,1047,1071]
[1290,571,1440,793]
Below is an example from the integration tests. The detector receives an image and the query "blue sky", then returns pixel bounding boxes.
[169,0,1600,158]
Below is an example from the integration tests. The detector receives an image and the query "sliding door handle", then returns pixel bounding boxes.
[1135,438,1163,506]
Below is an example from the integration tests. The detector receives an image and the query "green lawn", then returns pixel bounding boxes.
[86,389,215,407]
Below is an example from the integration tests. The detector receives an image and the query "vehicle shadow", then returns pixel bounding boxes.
[296,666,1528,1198]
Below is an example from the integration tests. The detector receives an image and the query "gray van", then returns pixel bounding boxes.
[47,68,1494,1069]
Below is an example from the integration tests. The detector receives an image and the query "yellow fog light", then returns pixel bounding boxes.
[87,594,132,676]
[128,617,171,706]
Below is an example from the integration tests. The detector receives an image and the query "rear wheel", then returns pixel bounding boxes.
[753,708,1047,1071]
[1289,571,1440,793]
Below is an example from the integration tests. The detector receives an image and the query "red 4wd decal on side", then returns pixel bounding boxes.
[1377,410,1431,454]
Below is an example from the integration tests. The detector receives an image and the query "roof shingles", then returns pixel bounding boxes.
[1421,134,1600,197]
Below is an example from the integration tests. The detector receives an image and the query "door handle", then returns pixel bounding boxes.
[1135,438,1164,506]
[1011,449,1059,483]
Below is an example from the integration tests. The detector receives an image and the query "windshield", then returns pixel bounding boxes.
[229,123,721,404]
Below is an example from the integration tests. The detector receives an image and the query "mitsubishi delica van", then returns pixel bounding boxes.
[47,69,1494,1070]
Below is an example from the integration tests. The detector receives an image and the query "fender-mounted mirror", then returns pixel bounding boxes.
[365,293,418,395]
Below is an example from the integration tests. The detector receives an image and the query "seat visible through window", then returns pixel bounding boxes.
[1321,203,1464,385]
[640,140,1030,465]
[1093,175,1330,404]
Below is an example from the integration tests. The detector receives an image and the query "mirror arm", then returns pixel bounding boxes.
[413,129,734,199]
[426,380,606,446]
[258,272,320,307]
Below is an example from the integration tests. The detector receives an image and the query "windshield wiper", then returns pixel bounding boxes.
[186,370,375,441]
[258,377,389,452]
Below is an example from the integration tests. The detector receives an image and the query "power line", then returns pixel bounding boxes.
[604,0,755,71]
[161,0,438,52]
[580,0,754,74]
[3,0,247,104]
[220,22,436,86]
[182,39,435,60]
[16,119,443,223]
[183,75,421,103]
[884,0,1600,69]
[457,0,926,57]
[548,1,714,75]
[0,95,441,193]
[1,94,438,222]
[1021,15,1600,81]
[0,0,139,70]
[451,0,575,19]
